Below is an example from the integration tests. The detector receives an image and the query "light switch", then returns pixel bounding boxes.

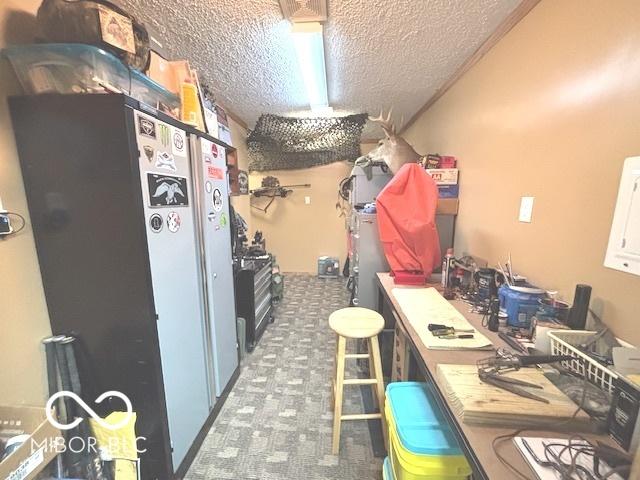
[519,196,534,223]
[304,196,311,205]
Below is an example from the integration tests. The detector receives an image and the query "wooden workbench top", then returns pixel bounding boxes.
[376,272,619,480]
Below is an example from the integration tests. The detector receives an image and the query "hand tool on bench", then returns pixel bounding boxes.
[428,323,475,339]
[477,350,574,403]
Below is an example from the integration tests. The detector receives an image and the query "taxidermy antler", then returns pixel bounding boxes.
[365,109,422,174]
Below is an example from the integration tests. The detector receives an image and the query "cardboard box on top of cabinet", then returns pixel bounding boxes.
[426,169,459,185]
[147,51,179,94]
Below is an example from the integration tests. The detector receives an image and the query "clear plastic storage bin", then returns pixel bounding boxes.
[3,43,179,113]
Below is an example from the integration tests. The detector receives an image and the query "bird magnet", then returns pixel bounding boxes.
[147,173,189,207]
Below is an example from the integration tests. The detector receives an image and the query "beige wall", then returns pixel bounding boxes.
[248,161,352,273]
[244,144,375,274]
[404,0,640,344]
[0,0,51,406]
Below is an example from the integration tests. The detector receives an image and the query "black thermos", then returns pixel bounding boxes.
[488,297,500,332]
[567,284,592,329]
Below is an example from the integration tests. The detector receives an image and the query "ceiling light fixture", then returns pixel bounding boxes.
[291,22,330,112]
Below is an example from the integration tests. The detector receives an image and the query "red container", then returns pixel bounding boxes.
[392,270,427,285]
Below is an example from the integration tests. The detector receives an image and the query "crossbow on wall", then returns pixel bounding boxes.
[250,176,311,213]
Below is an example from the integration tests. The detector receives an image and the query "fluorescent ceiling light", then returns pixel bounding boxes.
[291,22,329,111]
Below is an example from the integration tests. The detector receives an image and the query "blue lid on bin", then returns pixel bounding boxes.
[382,457,393,480]
[386,382,462,456]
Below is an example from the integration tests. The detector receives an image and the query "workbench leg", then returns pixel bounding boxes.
[369,335,388,452]
[332,335,346,454]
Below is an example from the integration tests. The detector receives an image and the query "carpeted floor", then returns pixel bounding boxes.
[185,274,384,480]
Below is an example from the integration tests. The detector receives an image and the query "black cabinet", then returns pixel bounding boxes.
[235,256,273,350]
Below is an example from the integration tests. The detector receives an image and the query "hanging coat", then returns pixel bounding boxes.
[376,163,441,277]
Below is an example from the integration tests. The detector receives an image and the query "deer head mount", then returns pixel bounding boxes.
[364,110,422,175]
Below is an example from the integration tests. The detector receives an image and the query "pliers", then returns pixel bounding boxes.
[478,370,549,403]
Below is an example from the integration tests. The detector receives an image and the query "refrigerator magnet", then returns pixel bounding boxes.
[138,116,156,139]
[166,212,181,233]
[155,151,177,172]
[149,214,163,233]
[147,173,189,207]
[159,124,170,147]
[171,127,187,156]
[213,189,223,212]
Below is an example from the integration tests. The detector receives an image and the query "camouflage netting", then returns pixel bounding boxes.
[247,113,368,171]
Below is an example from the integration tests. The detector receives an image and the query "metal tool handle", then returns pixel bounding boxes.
[518,354,574,366]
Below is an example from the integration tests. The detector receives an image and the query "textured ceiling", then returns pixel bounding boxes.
[120,0,521,136]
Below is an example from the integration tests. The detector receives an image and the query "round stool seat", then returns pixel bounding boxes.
[329,307,384,339]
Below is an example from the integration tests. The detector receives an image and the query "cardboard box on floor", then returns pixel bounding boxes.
[0,405,60,480]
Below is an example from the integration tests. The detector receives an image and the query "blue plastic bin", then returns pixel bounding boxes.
[385,382,471,480]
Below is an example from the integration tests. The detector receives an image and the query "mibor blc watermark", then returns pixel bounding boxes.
[35,391,147,457]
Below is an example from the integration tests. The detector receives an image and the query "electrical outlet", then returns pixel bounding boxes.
[519,196,534,223]
[304,196,311,205]
[0,213,12,235]
[0,197,11,236]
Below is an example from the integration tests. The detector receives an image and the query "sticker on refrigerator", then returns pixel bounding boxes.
[201,138,212,155]
[207,166,224,180]
[211,143,219,158]
[149,213,163,233]
[147,173,189,207]
[159,124,170,147]
[212,188,223,212]
[171,128,186,156]
[138,116,156,139]
[219,212,228,228]
[166,211,181,233]
[205,181,213,193]
[142,145,154,163]
[155,151,177,172]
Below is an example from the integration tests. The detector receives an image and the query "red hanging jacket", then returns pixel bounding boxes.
[376,163,441,279]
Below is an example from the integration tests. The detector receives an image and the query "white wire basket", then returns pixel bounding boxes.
[548,330,619,394]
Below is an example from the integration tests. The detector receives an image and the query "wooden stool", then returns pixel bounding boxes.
[329,307,388,455]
